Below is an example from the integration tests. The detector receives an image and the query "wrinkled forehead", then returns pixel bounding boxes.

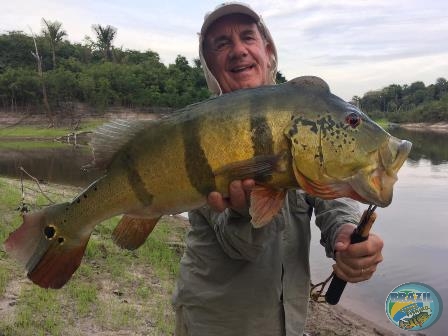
[204,14,260,43]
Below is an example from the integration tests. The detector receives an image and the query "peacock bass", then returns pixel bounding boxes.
[4,76,412,289]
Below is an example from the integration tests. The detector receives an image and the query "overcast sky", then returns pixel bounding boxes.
[3,0,448,100]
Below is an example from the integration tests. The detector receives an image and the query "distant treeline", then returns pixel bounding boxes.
[0,21,446,124]
[350,79,448,123]
[0,26,212,119]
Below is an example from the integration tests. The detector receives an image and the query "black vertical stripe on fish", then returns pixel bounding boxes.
[123,152,153,206]
[182,120,216,196]
[250,97,274,181]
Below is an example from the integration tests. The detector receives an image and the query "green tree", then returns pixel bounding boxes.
[350,95,362,108]
[91,24,117,61]
[276,71,287,84]
[0,31,35,71]
[41,19,67,69]
[435,77,448,99]
[0,67,40,110]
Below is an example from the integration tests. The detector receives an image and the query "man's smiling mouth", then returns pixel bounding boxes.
[231,64,255,73]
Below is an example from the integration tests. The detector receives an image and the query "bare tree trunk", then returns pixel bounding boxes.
[52,49,56,69]
[30,29,54,127]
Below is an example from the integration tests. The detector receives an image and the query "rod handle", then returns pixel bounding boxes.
[325,210,376,305]
[325,231,366,305]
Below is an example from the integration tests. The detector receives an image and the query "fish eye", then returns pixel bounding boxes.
[345,113,361,128]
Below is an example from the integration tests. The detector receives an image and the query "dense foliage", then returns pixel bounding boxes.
[351,78,448,123]
[0,29,211,115]
[0,24,446,123]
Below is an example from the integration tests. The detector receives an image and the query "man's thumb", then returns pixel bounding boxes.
[334,240,348,251]
[334,224,356,251]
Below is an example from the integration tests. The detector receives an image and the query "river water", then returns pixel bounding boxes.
[309,128,448,335]
[0,128,446,335]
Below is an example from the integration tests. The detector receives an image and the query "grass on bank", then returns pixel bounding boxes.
[0,177,186,336]
[0,120,104,139]
[0,140,72,150]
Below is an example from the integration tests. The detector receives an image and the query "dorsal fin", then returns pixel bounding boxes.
[90,119,154,169]
[289,76,330,93]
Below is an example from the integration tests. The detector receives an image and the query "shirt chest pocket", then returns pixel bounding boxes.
[287,190,312,217]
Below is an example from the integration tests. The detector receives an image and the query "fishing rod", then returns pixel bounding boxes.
[324,204,378,305]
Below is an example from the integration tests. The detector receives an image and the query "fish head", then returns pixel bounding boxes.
[416,312,431,323]
[285,76,412,207]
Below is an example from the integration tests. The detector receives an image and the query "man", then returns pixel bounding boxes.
[172,3,384,335]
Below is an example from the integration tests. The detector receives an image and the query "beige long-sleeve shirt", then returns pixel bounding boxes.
[172,190,360,336]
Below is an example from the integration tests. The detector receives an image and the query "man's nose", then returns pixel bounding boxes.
[229,39,248,58]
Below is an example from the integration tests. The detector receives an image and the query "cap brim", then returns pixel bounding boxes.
[201,3,260,36]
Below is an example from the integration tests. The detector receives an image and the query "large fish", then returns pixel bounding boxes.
[4,76,411,289]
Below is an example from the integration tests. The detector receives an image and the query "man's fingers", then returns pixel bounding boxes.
[332,263,377,283]
[207,179,254,213]
[207,191,228,212]
[229,180,249,212]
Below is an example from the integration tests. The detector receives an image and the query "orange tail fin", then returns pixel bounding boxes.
[112,215,161,250]
[4,203,90,289]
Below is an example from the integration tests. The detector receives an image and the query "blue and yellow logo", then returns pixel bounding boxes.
[385,282,443,331]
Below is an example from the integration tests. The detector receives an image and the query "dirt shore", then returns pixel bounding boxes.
[399,122,448,133]
[305,300,401,336]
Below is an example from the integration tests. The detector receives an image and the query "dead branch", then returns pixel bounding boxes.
[19,166,55,204]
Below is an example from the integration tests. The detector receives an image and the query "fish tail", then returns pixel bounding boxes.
[4,202,90,289]
[112,215,161,250]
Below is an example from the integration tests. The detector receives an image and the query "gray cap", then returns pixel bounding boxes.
[199,2,278,95]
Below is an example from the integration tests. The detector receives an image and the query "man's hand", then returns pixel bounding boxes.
[332,223,384,283]
[207,179,255,214]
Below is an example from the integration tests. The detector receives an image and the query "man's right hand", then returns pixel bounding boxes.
[207,179,255,214]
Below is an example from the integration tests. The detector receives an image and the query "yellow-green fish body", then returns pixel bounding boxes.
[4,76,412,288]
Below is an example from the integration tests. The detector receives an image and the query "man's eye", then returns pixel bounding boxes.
[214,41,230,51]
[242,34,256,42]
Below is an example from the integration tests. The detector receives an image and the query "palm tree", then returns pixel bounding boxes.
[41,18,67,69]
[91,24,117,61]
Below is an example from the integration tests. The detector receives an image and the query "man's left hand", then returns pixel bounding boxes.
[332,223,384,283]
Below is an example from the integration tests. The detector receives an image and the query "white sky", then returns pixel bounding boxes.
[3,0,448,100]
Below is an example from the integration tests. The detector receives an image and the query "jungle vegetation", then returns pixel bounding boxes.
[0,20,446,124]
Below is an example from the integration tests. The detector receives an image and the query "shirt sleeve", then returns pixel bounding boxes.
[188,206,285,262]
[306,196,361,259]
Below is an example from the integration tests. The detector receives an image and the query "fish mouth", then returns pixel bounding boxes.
[350,137,412,207]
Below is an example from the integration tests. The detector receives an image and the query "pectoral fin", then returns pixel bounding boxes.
[249,186,286,228]
[112,215,161,250]
[214,153,288,182]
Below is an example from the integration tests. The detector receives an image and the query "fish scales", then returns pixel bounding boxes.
[3,76,412,289]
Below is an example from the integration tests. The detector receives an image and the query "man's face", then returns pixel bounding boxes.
[203,15,273,93]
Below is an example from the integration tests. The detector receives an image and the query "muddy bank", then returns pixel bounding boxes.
[305,300,401,335]
[0,107,167,128]
[399,122,448,133]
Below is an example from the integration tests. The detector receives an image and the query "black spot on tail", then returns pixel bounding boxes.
[44,225,56,239]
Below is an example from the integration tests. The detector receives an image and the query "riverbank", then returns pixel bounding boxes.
[305,300,399,335]
[399,122,448,133]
